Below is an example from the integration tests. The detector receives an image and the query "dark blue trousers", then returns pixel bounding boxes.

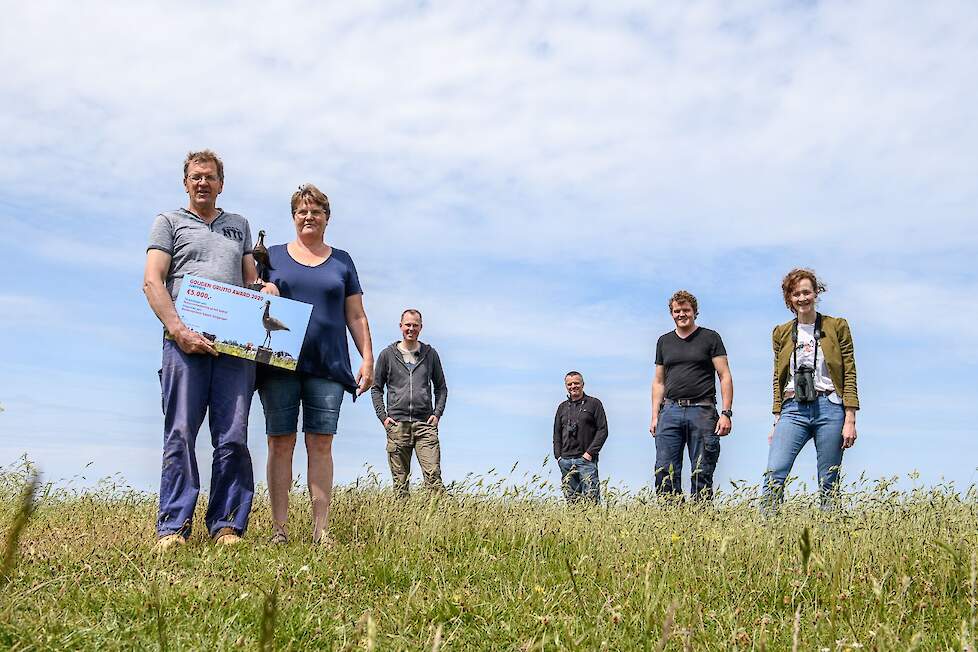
[557,456,600,504]
[157,339,256,538]
[654,403,720,499]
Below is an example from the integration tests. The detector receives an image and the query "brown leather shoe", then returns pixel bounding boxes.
[214,527,242,546]
[153,533,186,553]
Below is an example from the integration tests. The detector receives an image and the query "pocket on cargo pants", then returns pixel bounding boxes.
[385,422,412,497]
[385,422,408,452]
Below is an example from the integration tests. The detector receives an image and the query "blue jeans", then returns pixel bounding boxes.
[763,396,845,509]
[654,403,720,499]
[557,457,600,504]
[157,339,256,538]
[258,367,345,435]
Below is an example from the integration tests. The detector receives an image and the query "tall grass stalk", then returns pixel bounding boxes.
[150,580,167,652]
[259,587,277,651]
[1,470,38,583]
[654,601,676,652]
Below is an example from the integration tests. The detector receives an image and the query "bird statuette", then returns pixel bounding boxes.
[250,229,272,290]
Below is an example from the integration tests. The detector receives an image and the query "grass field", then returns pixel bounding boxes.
[1,464,976,651]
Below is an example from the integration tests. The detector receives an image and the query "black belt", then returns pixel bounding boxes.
[663,397,715,407]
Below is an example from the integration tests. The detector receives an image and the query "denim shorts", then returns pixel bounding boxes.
[257,368,345,435]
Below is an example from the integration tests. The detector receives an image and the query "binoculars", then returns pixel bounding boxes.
[794,365,818,403]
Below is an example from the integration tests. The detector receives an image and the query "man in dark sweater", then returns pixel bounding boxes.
[553,371,609,504]
[371,309,448,497]
[649,290,734,500]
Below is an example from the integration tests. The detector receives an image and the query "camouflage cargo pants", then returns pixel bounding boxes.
[385,420,445,498]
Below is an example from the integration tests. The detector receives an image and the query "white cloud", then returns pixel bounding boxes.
[2,1,976,261]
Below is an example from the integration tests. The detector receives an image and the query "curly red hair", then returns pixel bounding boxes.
[781,268,827,312]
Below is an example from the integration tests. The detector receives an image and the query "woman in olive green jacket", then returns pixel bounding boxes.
[763,269,859,509]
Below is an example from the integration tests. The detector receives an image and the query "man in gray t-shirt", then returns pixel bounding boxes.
[143,149,275,551]
[147,208,255,302]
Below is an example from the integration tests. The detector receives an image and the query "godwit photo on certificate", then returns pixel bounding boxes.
[173,274,313,370]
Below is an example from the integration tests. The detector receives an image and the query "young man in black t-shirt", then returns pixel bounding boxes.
[649,290,734,499]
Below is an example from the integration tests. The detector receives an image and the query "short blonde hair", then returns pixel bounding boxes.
[183,149,224,181]
[291,183,331,218]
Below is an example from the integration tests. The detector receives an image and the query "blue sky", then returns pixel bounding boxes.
[1,1,977,496]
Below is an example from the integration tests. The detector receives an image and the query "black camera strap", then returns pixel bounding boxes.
[791,313,822,375]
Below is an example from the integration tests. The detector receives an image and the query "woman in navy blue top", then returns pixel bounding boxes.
[259,184,374,545]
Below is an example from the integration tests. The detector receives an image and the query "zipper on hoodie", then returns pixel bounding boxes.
[395,342,423,422]
[408,345,425,421]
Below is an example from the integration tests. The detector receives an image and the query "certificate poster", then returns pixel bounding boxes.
[173,275,313,371]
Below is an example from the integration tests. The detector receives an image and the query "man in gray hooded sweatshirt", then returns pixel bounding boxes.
[371,309,448,497]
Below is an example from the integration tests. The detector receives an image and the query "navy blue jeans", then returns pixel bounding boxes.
[557,456,600,504]
[654,403,720,499]
[157,339,256,538]
[763,396,845,510]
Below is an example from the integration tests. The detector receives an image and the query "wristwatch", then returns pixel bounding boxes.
[721,409,733,418]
